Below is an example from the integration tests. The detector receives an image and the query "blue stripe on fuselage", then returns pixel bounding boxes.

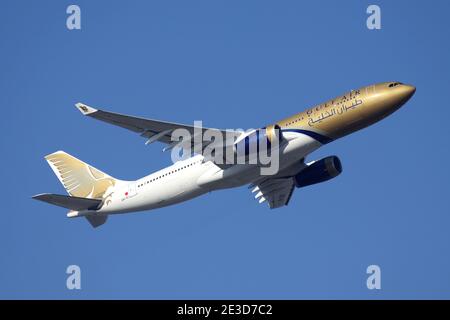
[281,129,333,144]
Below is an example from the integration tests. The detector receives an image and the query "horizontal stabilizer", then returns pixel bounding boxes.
[32,193,102,211]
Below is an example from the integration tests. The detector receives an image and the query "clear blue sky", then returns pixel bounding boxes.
[1,0,449,299]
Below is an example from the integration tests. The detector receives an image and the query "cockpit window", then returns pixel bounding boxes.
[389,82,402,88]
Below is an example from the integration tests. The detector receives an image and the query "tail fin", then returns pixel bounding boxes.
[45,151,117,199]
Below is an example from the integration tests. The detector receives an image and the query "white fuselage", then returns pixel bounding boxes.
[97,132,320,215]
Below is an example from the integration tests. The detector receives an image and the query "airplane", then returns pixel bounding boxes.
[33,82,415,227]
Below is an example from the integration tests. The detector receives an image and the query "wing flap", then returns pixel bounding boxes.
[251,177,295,209]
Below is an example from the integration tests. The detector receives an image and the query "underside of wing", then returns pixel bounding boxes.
[250,177,295,209]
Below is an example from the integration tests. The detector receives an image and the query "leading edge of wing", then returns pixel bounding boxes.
[74,102,237,137]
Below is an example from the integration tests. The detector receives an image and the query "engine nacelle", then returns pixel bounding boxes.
[234,124,282,157]
[294,156,342,188]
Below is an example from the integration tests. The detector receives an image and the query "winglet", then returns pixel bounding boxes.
[75,103,97,115]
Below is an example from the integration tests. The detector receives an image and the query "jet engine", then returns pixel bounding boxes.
[294,156,342,188]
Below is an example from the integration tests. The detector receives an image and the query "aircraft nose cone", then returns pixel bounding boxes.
[377,82,416,113]
[393,84,416,106]
[403,84,416,100]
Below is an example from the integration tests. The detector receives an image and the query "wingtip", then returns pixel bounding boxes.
[44,150,66,160]
[32,193,50,200]
[75,103,97,115]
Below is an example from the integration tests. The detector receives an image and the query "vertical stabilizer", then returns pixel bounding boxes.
[45,151,117,199]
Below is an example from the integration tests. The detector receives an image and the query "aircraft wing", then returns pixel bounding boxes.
[75,103,239,152]
[250,177,295,209]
